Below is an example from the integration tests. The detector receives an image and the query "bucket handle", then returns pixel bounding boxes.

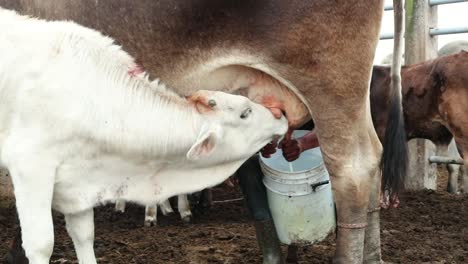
[311,180,330,192]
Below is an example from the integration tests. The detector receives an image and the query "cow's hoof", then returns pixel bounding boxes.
[181,215,192,223]
[161,209,174,216]
[446,186,458,194]
[144,220,156,227]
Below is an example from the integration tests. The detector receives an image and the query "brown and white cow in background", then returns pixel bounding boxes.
[374,48,468,194]
[1,1,407,263]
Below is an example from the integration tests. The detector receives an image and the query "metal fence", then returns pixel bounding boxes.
[380,0,468,39]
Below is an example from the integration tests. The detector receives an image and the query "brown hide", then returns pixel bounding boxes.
[1,1,381,103]
[371,52,468,146]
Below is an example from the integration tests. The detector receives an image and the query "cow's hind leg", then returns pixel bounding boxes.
[310,96,384,263]
[365,70,407,263]
[330,136,381,263]
[64,209,97,264]
[363,166,383,263]
[328,128,382,264]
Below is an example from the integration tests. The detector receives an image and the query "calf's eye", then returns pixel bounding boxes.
[240,108,252,119]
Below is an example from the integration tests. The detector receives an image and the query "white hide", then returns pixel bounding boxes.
[0,9,287,264]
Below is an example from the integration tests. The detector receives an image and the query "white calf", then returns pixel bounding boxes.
[0,9,287,264]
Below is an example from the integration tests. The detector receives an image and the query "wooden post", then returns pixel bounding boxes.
[404,0,438,190]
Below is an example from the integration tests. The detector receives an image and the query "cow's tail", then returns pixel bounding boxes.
[380,0,408,203]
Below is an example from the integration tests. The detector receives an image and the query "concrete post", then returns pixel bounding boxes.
[406,139,437,190]
[404,0,438,190]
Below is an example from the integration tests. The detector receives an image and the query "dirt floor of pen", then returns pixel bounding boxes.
[0,169,466,264]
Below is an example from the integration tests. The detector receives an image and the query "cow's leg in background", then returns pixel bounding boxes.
[64,209,96,264]
[196,188,213,212]
[177,194,192,223]
[144,204,158,227]
[462,166,467,194]
[116,198,179,227]
[454,140,468,194]
[159,199,174,215]
[438,81,468,194]
[446,140,462,193]
[145,195,192,226]
[447,157,460,194]
[434,143,459,193]
[115,199,126,213]
[143,198,181,227]
[454,142,467,193]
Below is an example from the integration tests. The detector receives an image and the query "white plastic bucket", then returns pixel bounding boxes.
[260,130,336,245]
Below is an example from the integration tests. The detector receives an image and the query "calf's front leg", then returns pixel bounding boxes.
[9,166,55,264]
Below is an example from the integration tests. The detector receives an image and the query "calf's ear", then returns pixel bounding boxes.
[186,123,223,160]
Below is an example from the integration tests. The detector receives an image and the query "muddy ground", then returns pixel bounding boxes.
[0,169,466,264]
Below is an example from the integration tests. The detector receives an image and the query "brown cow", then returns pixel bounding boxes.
[1,1,406,263]
[371,51,468,193]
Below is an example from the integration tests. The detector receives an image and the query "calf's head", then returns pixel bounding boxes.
[187,90,288,162]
